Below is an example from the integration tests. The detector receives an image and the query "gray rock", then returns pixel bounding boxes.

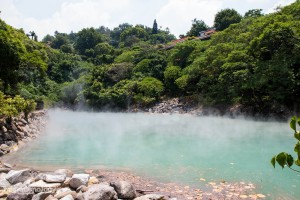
[54,169,73,177]
[134,194,168,200]
[7,193,34,200]
[30,180,61,193]
[32,192,52,200]
[61,194,74,200]
[5,169,32,184]
[0,173,11,188]
[38,173,66,183]
[69,174,89,189]
[110,181,136,199]
[83,184,118,200]
[3,163,13,168]
[2,126,7,133]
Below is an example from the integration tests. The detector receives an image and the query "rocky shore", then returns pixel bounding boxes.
[146,97,292,120]
[0,109,269,200]
[0,110,47,157]
[0,164,267,200]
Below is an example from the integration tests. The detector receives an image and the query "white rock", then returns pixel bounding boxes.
[39,173,66,183]
[69,174,89,189]
[61,194,74,200]
[83,184,117,200]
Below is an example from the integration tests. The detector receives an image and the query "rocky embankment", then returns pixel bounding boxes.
[148,98,200,114]
[0,110,47,156]
[147,98,292,120]
[0,165,267,200]
[0,166,178,200]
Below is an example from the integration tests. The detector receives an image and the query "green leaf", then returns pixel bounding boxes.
[298,117,300,127]
[271,156,276,168]
[294,132,300,141]
[295,159,300,167]
[286,154,294,167]
[276,152,287,169]
[290,116,297,132]
[295,142,300,154]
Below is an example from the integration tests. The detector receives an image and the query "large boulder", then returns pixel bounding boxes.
[5,169,32,184]
[38,173,66,183]
[110,181,136,199]
[69,174,89,189]
[134,194,168,200]
[83,184,118,200]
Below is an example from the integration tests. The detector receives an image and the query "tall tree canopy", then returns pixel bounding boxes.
[152,19,158,34]
[214,8,242,31]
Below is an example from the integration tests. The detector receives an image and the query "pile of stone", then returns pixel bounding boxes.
[0,110,47,156]
[0,110,46,156]
[0,166,172,200]
[148,98,197,114]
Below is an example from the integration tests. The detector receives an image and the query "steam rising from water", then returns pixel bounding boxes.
[8,110,299,199]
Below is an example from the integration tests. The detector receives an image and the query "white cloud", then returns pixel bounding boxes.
[157,0,223,37]
[0,0,297,39]
[266,0,295,13]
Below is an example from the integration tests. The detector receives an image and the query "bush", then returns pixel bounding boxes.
[0,92,36,123]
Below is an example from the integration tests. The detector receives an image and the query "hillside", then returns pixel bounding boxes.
[0,2,300,118]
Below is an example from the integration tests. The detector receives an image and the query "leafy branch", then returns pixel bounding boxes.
[271,116,300,173]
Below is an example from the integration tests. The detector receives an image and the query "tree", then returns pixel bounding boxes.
[152,19,158,34]
[186,19,208,37]
[214,8,242,31]
[75,28,102,55]
[0,22,25,92]
[244,9,264,18]
[271,116,300,173]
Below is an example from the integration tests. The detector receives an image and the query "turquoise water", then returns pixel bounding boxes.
[10,110,300,199]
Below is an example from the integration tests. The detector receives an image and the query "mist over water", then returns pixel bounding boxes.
[9,109,299,199]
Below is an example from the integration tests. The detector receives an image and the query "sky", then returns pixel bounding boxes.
[0,0,295,39]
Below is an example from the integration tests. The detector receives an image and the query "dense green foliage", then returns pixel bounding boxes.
[0,92,36,123]
[0,2,299,115]
[214,8,242,31]
[271,116,300,172]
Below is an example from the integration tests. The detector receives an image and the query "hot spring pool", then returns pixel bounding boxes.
[6,110,300,199]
